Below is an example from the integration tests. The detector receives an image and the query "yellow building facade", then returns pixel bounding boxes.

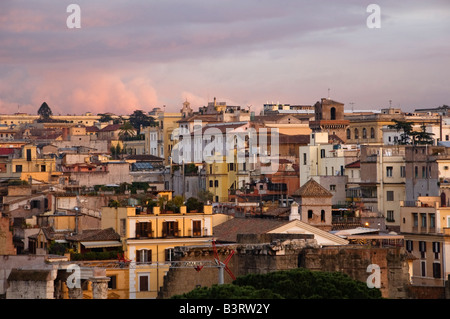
[0,144,59,184]
[125,205,214,299]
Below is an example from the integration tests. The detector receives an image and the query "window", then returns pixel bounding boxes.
[136,222,152,238]
[400,166,406,177]
[108,275,117,289]
[41,165,46,172]
[192,220,202,237]
[430,214,436,229]
[15,165,22,173]
[214,180,219,187]
[136,249,152,264]
[415,166,418,178]
[421,261,426,277]
[354,128,359,139]
[165,248,175,262]
[386,166,393,177]
[386,191,394,201]
[347,129,351,139]
[362,128,367,139]
[433,242,440,259]
[308,210,313,219]
[412,213,418,227]
[330,107,336,120]
[405,240,413,252]
[433,263,441,278]
[370,128,375,139]
[303,153,307,165]
[320,149,325,158]
[162,221,179,237]
[419,241,426,259]
[209,180,213,188]
[321,210,325,222]
[387,210,394,222]
[421,214,427,228]
[138,274,150,292]
[422,166,426,178]
[330,185,336,191]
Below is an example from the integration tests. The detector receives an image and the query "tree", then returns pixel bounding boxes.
[388,119,413,145]
[410,123,434,145]
[118,121,136,140]
[172,268,382,299]
[186,197,204,212]
[129,110,157,133]
[198,190,214,203]
[173,284,283,299]
[37,102,53,122]
[98,113,113,123]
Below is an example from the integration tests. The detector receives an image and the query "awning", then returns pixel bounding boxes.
[81,241,122,248]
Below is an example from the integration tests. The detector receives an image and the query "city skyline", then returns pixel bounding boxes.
[0,0,449,116]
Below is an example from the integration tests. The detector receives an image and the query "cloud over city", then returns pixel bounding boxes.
[0,0,449,115]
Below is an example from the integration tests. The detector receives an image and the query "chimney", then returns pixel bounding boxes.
[289,202,300,221]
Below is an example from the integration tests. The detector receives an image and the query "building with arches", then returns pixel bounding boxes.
[309,98,349,143]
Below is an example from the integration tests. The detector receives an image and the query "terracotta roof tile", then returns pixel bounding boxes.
[293,179,333,198]
[213,217,288,243]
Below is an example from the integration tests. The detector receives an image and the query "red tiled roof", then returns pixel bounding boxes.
[293,179,332,198]
[346,160,360,168]
[213,217,288,243]
[100,124,122,132]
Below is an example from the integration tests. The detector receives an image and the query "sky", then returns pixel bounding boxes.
[0,0,449,116]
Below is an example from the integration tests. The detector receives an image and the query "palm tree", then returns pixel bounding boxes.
[118,121,136,140]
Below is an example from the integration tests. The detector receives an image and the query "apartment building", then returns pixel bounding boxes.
[0,144,59,184]
[360,145,406,232]
[125,204,214,299]
[400,196,450,287]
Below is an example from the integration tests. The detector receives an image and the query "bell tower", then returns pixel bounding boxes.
[310,98,349,143]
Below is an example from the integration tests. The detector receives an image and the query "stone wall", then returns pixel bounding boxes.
[6,269,57,299]
[157,235,413,299]
[302,246,411,299]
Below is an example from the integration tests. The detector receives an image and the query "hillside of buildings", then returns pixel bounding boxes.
[1,99,450,300]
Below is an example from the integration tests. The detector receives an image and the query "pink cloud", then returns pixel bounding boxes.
[0,66,159,116]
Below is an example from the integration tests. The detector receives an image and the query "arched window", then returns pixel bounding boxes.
[354,128,359,139]
[330,107,336,120]
[441,192,446,207]
[362,128,367,139]
[371,127,375,139]
[321,210,326,222]
[347,129,351,139]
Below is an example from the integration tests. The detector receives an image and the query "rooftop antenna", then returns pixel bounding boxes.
[350,102,355,112]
